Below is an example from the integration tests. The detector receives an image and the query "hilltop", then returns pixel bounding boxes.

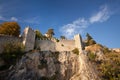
[0,26,120,80]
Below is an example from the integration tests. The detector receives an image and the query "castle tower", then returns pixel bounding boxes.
[22,27,35,51]
[74,34,83,53]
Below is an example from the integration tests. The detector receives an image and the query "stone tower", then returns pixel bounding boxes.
[74,34,83,53]
[22,27,35,51]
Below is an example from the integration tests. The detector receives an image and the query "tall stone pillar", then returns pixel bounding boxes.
[74,34,83,53]
[22,27,35,51]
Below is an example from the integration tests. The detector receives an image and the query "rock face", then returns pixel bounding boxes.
[7,51,100,80]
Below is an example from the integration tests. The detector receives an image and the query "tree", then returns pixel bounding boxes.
[86,33,96,46]
[0,22,20,37]
[46,28,55,39]
[60,36,66,39]
[35,30,43,39]
[86,33,93,41]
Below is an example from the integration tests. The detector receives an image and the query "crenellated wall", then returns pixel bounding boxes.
[0,27,83,53]
[35,39,75,51]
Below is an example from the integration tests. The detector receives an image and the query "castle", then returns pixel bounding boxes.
[0,27,84,53]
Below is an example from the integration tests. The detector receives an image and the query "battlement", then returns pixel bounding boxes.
[0,27,84,53]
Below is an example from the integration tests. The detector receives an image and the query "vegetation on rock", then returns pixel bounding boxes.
[46,28,55,39]
[35,30,43,39]
[86,44,120,80]
[0,42,24,70]
[72,48,79,55]
[85,33,96,46]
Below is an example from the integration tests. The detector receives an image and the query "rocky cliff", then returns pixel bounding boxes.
[6,51,100,80]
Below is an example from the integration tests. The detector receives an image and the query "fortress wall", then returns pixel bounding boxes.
[22,27,35,51]
[35,39,75,51]
[55,40,75,51]
[36,40,56,51]
[0,35,22,54]
[74,34,83,53]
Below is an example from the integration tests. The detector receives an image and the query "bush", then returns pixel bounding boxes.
[1,42,24,66]
[72,48,79,55]
[61,44,64,46]
[88,52,96,61]
[56,39,59,42]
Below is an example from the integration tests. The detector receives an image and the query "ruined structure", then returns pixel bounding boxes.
[0,27,84,53]
[22,27,35,51]
[0,34,22,54]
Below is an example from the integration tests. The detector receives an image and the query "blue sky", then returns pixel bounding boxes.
[0,0,120,48]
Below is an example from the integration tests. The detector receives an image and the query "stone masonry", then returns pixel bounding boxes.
[0,27,83,53]
[22,27,35,51]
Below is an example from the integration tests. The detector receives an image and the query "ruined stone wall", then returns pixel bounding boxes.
[74,34,83,53]
[35,39,75,51]
[35,40,56,51]
[22,27,35,51]
[0,35,22,54]
[35,34,83,52]
[55,40,75,51]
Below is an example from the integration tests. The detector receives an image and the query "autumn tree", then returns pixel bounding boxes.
[35,30,43,39]
[46,28,55,39]
[0,22,20,37]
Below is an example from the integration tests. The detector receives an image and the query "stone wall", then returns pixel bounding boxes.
[0,35,22,54]
[36,39,75,51]
[22,27,35,51]
[0,27,83,53]
[55,40,75,51]
[74,34,83,53]
[35,35,83,52]
[35,40,56,51]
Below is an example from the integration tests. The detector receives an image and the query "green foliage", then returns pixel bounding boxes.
[86,33,93,40]
[46,28,55,39]
[56,38,59,42]
[89,51,120,80]
[72,48,79,55]
[103,46,110,53]
[35,30,43,40]
[0,22,20,37]
[1,42,24,65]
[61,44,64,47]
[88,52,96,61]
[88,39,96,45]
[86,33,96,46]
[60,36,66,39]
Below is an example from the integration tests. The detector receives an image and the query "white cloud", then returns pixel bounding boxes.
[11,17,18,21]
[0,16,18,21]
[60,18,88,39]
[89,5,110,23]
[24,16,41,24]
[60,5,112,39]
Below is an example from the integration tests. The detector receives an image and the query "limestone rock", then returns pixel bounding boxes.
[6,51,100,80]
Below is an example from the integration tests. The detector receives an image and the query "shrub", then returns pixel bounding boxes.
[72,48,79,55]
[103,47,110,53]
[1,42,25,66]
[88,52,96,61]
[61,44,64,47]
[56,39,59,42]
